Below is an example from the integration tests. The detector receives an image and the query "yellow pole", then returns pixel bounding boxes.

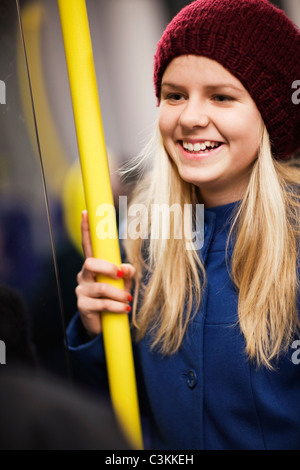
[57,0,143,449]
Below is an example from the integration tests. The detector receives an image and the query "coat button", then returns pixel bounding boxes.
[186,369,197,389]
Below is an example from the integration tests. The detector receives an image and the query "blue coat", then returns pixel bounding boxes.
[66,202,300,450]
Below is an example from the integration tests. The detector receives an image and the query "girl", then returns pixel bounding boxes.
[67,0,300,450]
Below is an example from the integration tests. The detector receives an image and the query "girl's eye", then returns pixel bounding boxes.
[213,94,234,102]
[165,93,184,101]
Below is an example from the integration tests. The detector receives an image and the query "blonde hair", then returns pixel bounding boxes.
[230,127,300,368]
[122,123,300,369]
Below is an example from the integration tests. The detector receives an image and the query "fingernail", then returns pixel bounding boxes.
[117,269,124,278]
[128,294,133,302]
[126,305,131,312]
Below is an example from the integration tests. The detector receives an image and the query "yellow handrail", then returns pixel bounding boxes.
[57,0,143,449]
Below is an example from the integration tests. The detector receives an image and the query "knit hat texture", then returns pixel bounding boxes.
[154,0,300,158]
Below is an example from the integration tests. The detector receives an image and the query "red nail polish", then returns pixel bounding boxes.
[128,294,133,302]
[126,305,131,312]
[117,269,124,278]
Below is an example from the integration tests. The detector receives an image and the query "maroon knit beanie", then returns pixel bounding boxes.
[154,0,300,159]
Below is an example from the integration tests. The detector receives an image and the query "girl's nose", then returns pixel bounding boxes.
[178,98,210,129]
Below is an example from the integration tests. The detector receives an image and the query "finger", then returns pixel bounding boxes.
[81,210,93,259]
[119,263,136,291]
[78,296,131,315]
[81,258,127,281]
[76,282,133,304]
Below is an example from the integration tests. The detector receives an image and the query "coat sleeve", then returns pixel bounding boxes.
[66,312,109,396]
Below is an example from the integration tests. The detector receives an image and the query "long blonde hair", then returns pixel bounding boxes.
[122,123,300,369]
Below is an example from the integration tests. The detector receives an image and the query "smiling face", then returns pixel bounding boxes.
[158,55,262,207]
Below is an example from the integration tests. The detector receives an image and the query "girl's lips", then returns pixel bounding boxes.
[178,141,225,160]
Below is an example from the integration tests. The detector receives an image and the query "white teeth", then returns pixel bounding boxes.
[182,140,220,152]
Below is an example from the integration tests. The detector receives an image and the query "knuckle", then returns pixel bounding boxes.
[84,257,94,271]
[98,283,107,296]
[101,299,109,311]
[75,285,81,297]
[76,270,83,284]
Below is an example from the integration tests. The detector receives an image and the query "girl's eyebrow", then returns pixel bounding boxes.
[161,82,244,94]
[161,82,184,90]
[205,84,244,93]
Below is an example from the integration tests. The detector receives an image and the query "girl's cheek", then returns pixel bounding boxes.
[158,114,170,135]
